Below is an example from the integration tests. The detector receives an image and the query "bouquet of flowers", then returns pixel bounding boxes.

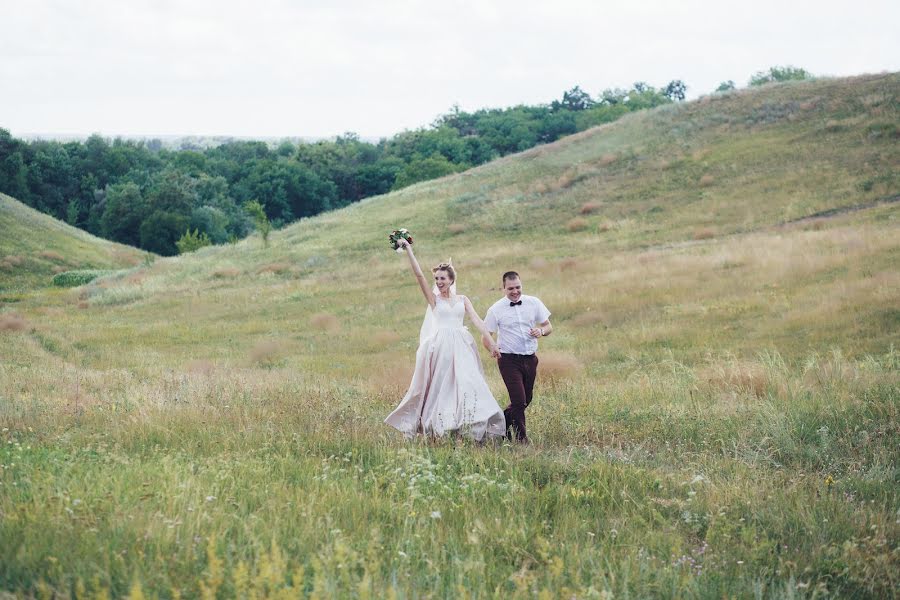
[389,228,413,253]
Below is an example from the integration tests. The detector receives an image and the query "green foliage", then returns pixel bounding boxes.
[392,153,464,190]
[716,80,736,92]
[51,269,115,287]
[243,200,271,247]
[139,210,190,256]
[65,198,80,226]
[664,79,688,101]
[175,228,212,254]
[101,182,146,246]
[750,65,813,86]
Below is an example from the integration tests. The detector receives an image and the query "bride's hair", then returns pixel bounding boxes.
[431,259,456,283]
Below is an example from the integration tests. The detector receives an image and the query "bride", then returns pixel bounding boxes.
[385,238,506,441]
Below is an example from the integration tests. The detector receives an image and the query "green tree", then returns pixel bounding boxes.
[139,210,190,255]
[101,182,148,247]
[175,228,212,254]
[243,200,271,247]
[65,199,81,226]
[392,153,462,190]
[664,80,687,101]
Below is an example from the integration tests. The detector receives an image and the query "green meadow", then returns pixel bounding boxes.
[1,73,898,598]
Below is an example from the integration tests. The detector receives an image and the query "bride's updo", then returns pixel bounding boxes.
[432,260,456,283]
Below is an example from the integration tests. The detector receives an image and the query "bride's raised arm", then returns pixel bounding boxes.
[398,239,435,308]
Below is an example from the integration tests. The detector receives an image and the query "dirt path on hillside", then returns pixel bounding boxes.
[774,193,899,230]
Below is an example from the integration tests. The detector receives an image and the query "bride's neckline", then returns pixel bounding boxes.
[436,294,460,308]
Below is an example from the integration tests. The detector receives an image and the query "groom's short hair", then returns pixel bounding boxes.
[502,271,520,284]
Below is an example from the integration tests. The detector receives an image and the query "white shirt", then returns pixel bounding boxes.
[484,294,551,356]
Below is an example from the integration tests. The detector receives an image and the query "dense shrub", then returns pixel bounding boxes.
[52,269,115,287]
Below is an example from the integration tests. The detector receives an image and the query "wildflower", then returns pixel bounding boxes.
[430,511,441,520]
[824,474,835,488]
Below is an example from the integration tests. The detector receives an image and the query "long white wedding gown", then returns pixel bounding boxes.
[385,296,506,441]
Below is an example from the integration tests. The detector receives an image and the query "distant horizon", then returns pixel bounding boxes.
[9,68,898,145]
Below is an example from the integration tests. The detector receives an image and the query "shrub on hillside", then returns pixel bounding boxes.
[52,270,115,287]
[175,228,212,254]
[750,66,813,87]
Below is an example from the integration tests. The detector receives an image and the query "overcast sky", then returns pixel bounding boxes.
[2,0,898,139]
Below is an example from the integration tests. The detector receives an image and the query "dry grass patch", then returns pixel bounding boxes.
[368,362,415,397]
[530,258,549,271]
[38,250,66,262]
[373,330,402,346]
[256,262,292,275]
[77,301,90,310]
[598,153,618,166]
[579,201,602,215]
[699,174,716,187]
[447,223,467,235]
[530,181,551,195]
[310,312,340,332]
[559,257,584,271]
[0,313,29,332]
[538,351,583,383]
[184,359,215,376]
[701,360,769,398]
[693,228,716,240]
[0,255,24,270]
[213,267,242,279]
[570,311,606,328]
[247,340,286,366]
[556,170,578,190]
[566,217,589,233]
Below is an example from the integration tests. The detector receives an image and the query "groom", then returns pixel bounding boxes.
[483,271,552,443]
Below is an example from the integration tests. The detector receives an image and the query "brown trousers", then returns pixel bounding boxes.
[498,353,538,441]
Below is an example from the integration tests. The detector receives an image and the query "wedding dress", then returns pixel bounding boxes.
[385,295,506,441]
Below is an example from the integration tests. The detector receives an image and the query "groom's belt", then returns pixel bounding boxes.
[500,352,536,357]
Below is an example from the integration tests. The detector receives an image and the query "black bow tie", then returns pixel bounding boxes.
[510,300,522,306]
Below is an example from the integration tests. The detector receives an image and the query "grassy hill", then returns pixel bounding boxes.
[0,193,147,293]
[0,73,898,598]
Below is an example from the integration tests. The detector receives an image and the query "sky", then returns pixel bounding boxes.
[2,0,898,140]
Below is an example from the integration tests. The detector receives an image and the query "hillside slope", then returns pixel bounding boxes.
[0,193,146,292]
[31,72,896,371]
[0,73,898,599]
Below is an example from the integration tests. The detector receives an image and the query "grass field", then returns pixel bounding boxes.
[1,73,898,598]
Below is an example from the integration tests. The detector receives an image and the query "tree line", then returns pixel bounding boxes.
[2,80,696,255]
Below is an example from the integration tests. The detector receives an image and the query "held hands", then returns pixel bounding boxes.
[489,345,501,359]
